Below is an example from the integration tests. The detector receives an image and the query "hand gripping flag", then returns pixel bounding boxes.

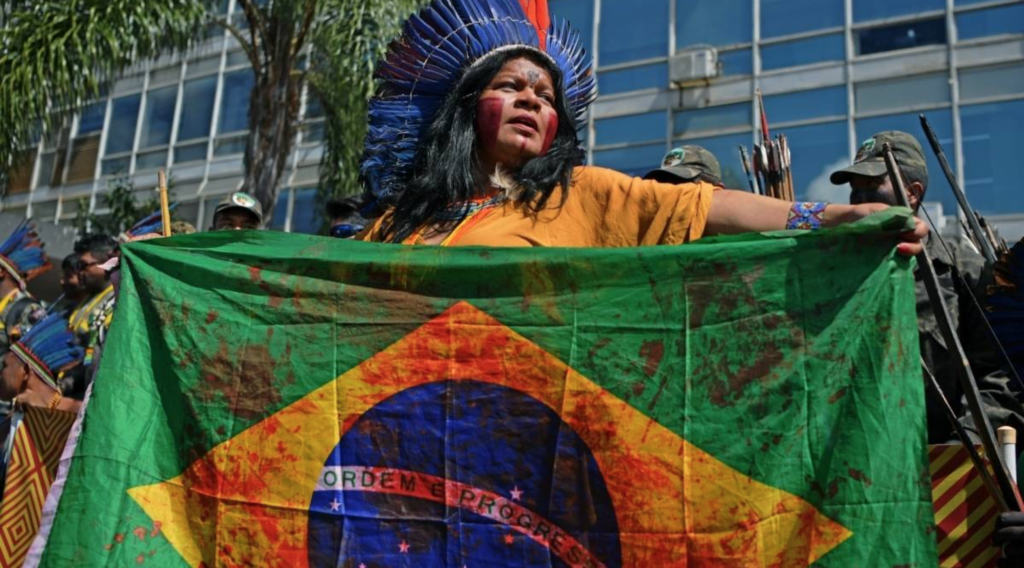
[31,210,937,566]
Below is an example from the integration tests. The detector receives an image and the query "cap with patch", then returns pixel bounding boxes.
[214,191,264,224]
[829,131,928,187]
[643,145,723,186]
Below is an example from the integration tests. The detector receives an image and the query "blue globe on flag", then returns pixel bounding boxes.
[308,380,623,567]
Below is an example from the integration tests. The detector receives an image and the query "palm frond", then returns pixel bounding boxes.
[0,0,210,187]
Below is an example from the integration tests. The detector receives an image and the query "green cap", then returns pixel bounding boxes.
[643,145,723,186]
[829,131,928,187]
[213,191,264,224]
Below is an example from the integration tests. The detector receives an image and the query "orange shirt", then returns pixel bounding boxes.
[359,166,716,247]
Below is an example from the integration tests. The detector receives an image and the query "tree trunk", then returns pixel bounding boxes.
[241,15,302,227]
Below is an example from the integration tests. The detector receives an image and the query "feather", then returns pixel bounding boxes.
[13,313,84,388]
[0,221,52,287]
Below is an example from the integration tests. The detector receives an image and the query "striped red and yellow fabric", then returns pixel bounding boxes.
[0,406,76,567]
[929,444,1003,568]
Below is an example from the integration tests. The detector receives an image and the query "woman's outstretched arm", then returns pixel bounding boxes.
[704,189,927,256]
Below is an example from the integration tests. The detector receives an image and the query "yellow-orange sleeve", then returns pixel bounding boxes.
[549,166,716,247]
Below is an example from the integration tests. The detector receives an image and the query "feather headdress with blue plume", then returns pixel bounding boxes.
[361,0,596,202]
[124,203,178,240]
[10,314,84,391]
[0,221,52,290]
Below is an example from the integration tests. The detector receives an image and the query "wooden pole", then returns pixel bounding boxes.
[157,169,171,238]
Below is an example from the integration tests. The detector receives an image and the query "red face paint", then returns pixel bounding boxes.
[539,110,558,156]
[475,97,505,151]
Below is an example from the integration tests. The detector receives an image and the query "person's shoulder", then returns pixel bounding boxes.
[949,236,987,275]
[928,233,987,286]
[570,165,633,186]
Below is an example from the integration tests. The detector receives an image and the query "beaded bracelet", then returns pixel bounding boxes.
[786,202,828,230]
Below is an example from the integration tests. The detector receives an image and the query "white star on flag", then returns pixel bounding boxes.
[510,486,523,501]
[329,498,341,512]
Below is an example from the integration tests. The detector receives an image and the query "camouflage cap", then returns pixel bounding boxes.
[829,130,928,187]
[643,145,723,186]
[213,191,263,224]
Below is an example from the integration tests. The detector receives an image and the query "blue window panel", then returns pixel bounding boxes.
[763,87,847,125]
[174,142,208,164]
[101,157,130,176]
[855,73,950,114]
[761,0,843,39]
[957,4,1024,41]
[672,133,750,190]
[857,18,947,55]
[677,0,752,48]
[213,135,247,157]
[104,94,141,155]
[305,93,325,119]
[595,111,665,146]
[178,76,217,141]
[960,62,1024,103]
[854,0,944,22]
[856,109,957,212]
[78,102,106,136]
[550,0,594,56]
[139,86,177,149]
[135,149,168,171]
[218,69,255,135]
[598,63,667,96]
[777,121,849,202]
[761,34,844,72]
[599,0,668,66]
[591,143,666,177]
[719,48,753,76]
[673,103,751,138]
[302,122,325,144]
[961,99,1024,216]
[269,190,291,231]
[290,187,323,234]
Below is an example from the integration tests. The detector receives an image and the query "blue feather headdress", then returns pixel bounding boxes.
[125,203,178,240]
[361,0,596,202]
[988,238,1024,377]
[11,314,84,391]
[0,221,52,290]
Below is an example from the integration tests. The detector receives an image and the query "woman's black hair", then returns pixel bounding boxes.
[378,47,583,243]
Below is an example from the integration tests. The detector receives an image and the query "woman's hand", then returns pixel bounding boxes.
[824,202,927,257]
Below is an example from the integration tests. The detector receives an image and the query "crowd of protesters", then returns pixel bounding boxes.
[0,192,365,474]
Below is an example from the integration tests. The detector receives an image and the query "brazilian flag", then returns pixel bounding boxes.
[33,210,937,567]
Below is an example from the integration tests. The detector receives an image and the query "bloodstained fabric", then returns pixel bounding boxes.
[32,209,936,566]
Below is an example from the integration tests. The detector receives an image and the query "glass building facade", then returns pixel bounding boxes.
[2,0,1024,258]
[0,0,326,255]
[565,0,1024,239]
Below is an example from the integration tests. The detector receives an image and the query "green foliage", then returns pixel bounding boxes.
[1,0,422,224]
[309,0,423,201]
[72,174,174,239]
[0,0,210,189]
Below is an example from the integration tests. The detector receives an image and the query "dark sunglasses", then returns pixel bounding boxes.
[330,224,365,239]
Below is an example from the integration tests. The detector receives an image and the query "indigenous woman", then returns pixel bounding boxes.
[358,0,925,251]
